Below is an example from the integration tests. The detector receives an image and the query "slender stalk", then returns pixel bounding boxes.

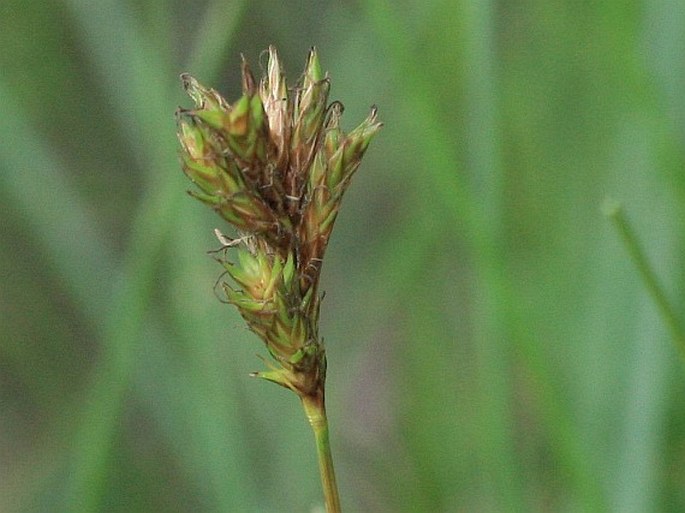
[301,394,342,513]
[604,197,685,362]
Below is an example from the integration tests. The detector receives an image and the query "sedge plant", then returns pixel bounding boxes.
[175,46,382,512]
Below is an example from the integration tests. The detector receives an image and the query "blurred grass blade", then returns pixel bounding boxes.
[612,307,670,513]
[360,0,475,239]
[604,198,685,361]
[166,210,261,510]
[184,0,248,79]
[362,1,524,509]
[63,0,173,166]
[61,0,248,511]
[0,82,113,325]
[60,1,176,509]
[512,322,609,511]
[136,329,259,512]
[459,2,526,510]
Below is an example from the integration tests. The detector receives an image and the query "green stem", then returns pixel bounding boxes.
[301,394,342,513]
[604,197,685,362]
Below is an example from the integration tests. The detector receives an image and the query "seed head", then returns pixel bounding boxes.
[176,47,382,398]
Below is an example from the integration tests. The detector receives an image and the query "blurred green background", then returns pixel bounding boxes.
[2,1,685,512]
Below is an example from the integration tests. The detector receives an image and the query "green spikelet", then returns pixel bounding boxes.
[176,46,381,399]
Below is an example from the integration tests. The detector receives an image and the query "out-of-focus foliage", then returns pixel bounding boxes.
[1,1,684,512]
